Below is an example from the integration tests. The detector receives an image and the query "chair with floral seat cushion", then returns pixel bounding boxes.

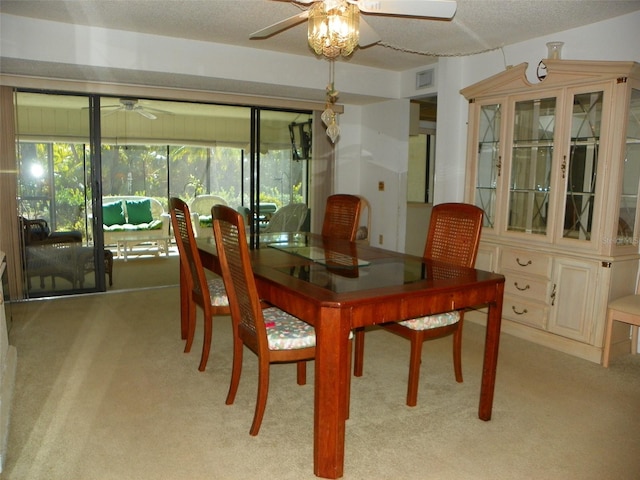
[170,197,230,372]
[353,202,484,406]
[321,194,362,242]
[212,204,351,436]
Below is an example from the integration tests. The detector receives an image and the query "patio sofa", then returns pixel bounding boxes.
[102,195,171,260]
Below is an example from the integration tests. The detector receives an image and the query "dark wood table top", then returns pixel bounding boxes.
[198,232,503,317]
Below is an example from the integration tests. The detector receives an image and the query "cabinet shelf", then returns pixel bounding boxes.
[512,140,554,148]
[510,188,550,193]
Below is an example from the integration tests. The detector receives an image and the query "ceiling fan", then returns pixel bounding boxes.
[100,98,170,120]
[250,0,458,49]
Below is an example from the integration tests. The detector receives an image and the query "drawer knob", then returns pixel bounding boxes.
[512,306,528,315]
[514,282,530,291]
[516,258,532,267]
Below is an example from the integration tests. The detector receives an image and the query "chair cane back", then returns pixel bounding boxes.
[321,194,362,242]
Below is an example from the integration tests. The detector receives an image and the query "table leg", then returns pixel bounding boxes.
[479,281,504,421]
[314,307,350,479]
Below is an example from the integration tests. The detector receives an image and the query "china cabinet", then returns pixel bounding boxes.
[461,60,640,363]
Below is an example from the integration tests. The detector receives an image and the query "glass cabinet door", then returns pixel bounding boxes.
[507,97,556,235]
[562,91,604,241]
[475,103,501,229]
[618,88,640,246]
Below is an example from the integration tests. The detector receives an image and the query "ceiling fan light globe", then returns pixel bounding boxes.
[308,1,359,59]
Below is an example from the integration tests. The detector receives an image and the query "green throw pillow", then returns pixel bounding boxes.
[126,199,154,225]
[103,202,125,226]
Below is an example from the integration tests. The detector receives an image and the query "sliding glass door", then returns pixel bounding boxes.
[16,92,98,297]
[12,92,314,298]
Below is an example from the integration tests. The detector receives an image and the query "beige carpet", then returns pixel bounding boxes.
[4,287,640,480]
[108,247,181,291]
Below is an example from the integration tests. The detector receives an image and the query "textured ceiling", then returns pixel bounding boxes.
[2,0,640,71]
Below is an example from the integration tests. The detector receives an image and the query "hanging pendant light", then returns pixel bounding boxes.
[306,0,357,143]
[308,0,359,59]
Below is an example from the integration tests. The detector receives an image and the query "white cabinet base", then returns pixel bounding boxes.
[467,309,604,363]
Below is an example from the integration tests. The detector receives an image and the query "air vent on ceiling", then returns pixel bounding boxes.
[416,68,435,89]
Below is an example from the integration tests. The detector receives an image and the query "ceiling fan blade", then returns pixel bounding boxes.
[145,107,173,115]
[355,0,457,19]
[250,11,310,39]
[102,108,121,117]
[135,109,157,120]
[358,17,381,47]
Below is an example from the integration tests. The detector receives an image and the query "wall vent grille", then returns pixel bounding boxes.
[416,69,435,89]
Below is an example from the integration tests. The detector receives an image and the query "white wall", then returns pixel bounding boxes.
[338,99,410,251]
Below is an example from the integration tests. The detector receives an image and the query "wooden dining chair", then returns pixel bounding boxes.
[354,202,484,406]
[212,204,350,436]
[321,194,362,242]
[169,197,230,372]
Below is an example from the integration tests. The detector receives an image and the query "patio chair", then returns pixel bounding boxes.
[170,197,230,371]
[353,202,484,406]
[188,194,228,238]
[262,203,309,233]
[20,216,82,246]
[24,237,82,290]
[20,216,84,290]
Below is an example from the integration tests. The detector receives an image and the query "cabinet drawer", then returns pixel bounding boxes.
[500,248,552,278]
[503,274,549,301]
[503,294,547,329]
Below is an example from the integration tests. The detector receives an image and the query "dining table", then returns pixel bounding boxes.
[187,232,505,479]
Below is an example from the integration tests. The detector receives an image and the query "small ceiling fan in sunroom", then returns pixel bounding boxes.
[100,99,171,120]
